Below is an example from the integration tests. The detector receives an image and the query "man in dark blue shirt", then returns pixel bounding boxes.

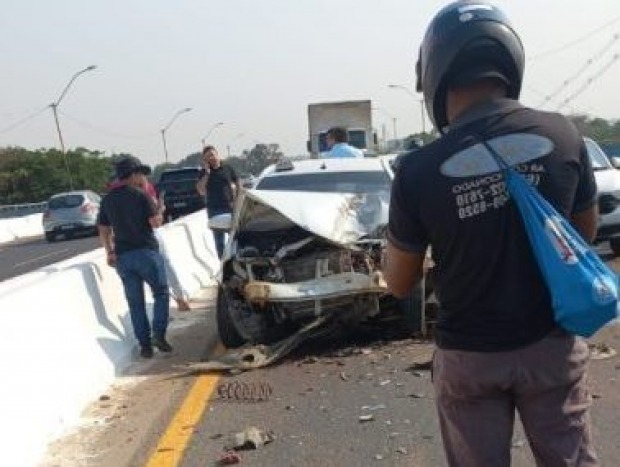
[384,2,598,465]
[98,156,172,359]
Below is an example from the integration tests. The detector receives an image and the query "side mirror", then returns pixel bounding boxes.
[208,213,232,232]
[611,157,620,169]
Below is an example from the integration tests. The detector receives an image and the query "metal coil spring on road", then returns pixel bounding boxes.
[216,381,273,403]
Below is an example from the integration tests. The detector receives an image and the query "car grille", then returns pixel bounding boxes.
[281,250,370,282]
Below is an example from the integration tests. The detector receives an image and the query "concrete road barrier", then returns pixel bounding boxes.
[0,209,219,466]
[0,212,44,245]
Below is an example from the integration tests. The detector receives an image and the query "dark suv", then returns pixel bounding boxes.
[156,167,205,221]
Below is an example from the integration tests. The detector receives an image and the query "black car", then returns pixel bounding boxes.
[156,167,205,221]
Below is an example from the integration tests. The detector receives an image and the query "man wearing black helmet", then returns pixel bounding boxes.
[384,2,598,465]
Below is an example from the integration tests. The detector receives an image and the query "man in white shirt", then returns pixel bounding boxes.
[325,127,364,158]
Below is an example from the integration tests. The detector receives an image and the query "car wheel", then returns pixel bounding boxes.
[45,232,56,243]
[610,238,620,257]
[398,284,423,334]
[216,287,247,349]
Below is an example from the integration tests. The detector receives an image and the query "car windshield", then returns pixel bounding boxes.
[256,171,391,195]
[48,194,84,209]
[159,170,201,182]
[585,139,612,170]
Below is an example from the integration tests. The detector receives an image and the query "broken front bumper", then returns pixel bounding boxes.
[244,271,388,304]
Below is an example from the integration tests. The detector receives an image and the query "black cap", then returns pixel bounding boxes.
[115,156,151,180]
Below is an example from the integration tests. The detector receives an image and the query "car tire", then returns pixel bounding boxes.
[398,284,423,334]
[216,287,247,349]
[45,232,56,243]
[610,238,620,257]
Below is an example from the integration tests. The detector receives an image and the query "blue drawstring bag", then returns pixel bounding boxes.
[485,141,619,337]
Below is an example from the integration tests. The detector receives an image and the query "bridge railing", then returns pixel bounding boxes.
[0,202,47,220]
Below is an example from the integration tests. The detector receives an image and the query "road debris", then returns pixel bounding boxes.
[359,414,375,423]
[217,381,273,403]
[375,454,384,460]
[396,447,408,455]
[339,371,349,381]
[589,343,617,360]
[99,395,110,401]
[227,427,275,451]
[362,404,386,411]
[379,379,392,386]
[181,317,331,371]
[218,450,241,465]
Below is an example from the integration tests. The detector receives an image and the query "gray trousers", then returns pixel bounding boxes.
[433,329,598,467]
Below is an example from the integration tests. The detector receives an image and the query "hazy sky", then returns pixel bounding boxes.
[1,1,619,167]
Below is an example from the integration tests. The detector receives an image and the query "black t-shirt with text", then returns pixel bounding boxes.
[200,164,238,212]
[388,99,597,352]
[97,185,159,254]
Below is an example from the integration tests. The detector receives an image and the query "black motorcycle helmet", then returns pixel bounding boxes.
[416,1,524,133]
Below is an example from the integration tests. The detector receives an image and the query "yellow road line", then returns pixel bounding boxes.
[146,346,224,467]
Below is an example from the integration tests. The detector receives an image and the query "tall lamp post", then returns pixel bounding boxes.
[201,121,224,148]
[160,107,192,164]
[50,65,97,190]
[387,84,426,134]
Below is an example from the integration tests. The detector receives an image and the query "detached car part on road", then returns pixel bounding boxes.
[210,157,433,356]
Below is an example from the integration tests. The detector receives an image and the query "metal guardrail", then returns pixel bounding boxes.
[0,202,47,220]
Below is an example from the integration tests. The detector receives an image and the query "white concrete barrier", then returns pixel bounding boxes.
[0,253,131,466]
[0,212,44,245]
[0,221,16,243]
[0,209,219,466]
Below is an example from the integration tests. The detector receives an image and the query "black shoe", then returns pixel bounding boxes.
[140,345,154,359]
[153,337,173,352]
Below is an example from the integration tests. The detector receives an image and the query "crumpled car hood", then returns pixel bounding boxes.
[233,189,388,246]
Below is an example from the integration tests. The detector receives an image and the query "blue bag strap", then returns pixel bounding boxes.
[479,138,511,173]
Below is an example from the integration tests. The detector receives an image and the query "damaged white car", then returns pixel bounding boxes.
[210,157,430,355]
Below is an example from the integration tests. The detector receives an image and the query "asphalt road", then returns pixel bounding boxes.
[0,234,100,283]
[41,268,620,467]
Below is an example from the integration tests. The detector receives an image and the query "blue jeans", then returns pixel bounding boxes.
[116,248,170,347]
[208,208,231,259]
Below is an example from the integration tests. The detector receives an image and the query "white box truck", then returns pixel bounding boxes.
[307,100,375,157]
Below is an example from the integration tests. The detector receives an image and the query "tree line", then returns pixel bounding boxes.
[0,143,285,204]
[1,115,619,204]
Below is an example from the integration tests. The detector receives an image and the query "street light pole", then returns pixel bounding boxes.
[50,65,97,190]
[387,84,427,135]
[161,107,192,164]
[201,121,224,148]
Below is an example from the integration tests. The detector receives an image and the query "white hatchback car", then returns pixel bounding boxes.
[42,190,101,242]
[212,156,428,349]
[586,137,620,255]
